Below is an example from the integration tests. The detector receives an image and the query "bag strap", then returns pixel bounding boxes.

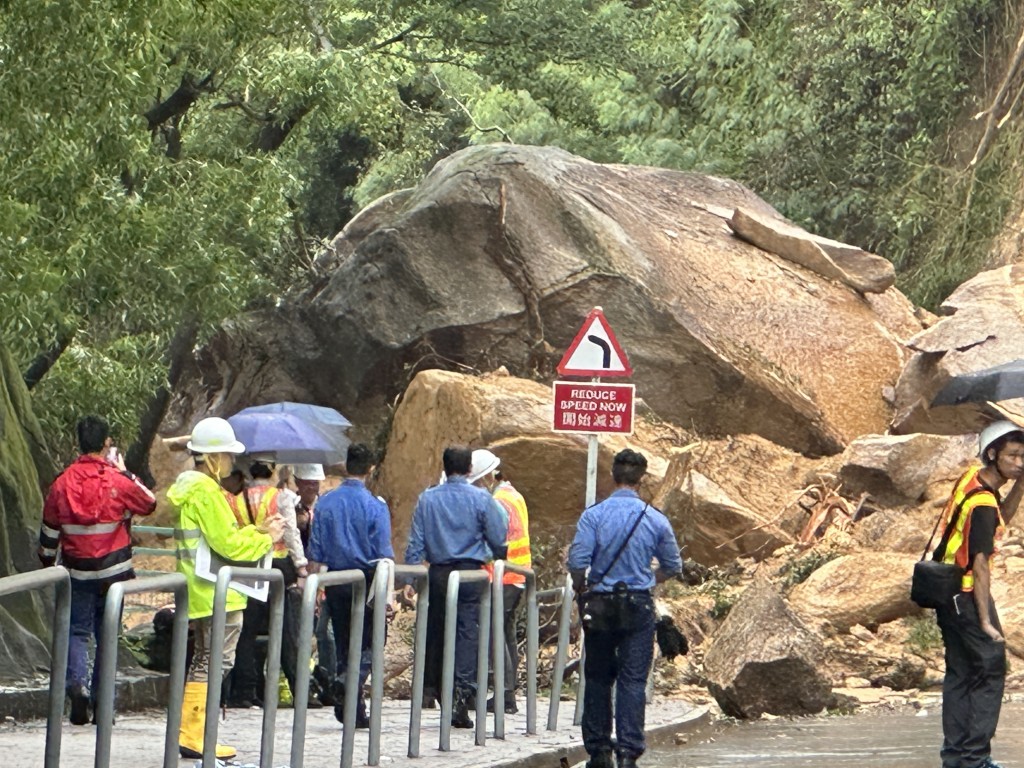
[923,485,989,562]
[589,503,649,588]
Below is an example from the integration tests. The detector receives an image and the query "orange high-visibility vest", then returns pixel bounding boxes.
[230,485,289,559]
[494,482,530,586]
[937,466,1004,592]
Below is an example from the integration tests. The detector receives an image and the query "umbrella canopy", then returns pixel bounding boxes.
[226,412,345,465]
[233,402,351,465]
[932,359,1024,407]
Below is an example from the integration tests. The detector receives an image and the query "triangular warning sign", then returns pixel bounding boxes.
[557,308,632,377]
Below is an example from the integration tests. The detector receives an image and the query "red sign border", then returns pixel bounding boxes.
[556,308,633,377]
[552,381,636,435]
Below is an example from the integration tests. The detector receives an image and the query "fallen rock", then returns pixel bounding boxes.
[653,435,818,565]
[789,552,920,631]
[168,144,923,457]
[703,578,831,718]
[892,264,1024,435]
[375,368,684,556]
[729,207,896,293]
[836,433,975,506]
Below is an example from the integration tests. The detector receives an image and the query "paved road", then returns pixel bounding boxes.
[0,695,699,768]
[649,697,1024,768]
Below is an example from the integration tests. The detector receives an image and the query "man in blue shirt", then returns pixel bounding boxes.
[405,445,508,729]
[567,449,682,768]
[308,444,393,728]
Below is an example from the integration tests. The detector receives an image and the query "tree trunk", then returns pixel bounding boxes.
[124,320,198,486]
[23,326,76,390]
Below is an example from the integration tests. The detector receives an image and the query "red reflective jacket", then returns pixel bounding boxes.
[39,455,156,584]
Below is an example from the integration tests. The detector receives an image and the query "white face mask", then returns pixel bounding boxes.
[204,453,232,480]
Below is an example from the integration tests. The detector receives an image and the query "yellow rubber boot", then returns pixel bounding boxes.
[178,681,237,760]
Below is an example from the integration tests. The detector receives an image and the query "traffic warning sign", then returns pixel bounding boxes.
[557,307,632,377]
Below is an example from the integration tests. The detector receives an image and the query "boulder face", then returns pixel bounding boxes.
[0,343,54,682]
[653,435,818,565]
[789,552,920,631]
[168,144,921,456]
[374,368,686,559]
[892,265,1024,435]
[836,433,975,507]
[703,578,831,718]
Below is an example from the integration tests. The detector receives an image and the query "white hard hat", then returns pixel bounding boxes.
[187,417,246,454]
[979,420,1024,460]
[467,449,500,484]
[293,463,325,481]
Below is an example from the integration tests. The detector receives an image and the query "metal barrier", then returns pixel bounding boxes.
[439,568,491,751]
[94,573,188,768]
[0,566,71,768]
[391,564,429,760]
[131,525,176,558]
[207,566,286,768]
[545,574,575,731]
[291,568,367,768]
[367,562,390,766]
[490,560,538,738]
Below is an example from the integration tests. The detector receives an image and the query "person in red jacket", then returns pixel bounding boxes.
[38,415,157,725]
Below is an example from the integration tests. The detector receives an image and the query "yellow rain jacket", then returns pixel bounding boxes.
[169,470,273,619]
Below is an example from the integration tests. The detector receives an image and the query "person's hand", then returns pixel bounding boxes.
[982,621,1005,644]
[259,515,286,543]
[402,584,417,602]
[296,575,307,593]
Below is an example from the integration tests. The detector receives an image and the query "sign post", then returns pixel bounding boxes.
[553,307,633,507]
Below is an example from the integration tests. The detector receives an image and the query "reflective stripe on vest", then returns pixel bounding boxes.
[247,486,288,558]
[938,466,1004,592]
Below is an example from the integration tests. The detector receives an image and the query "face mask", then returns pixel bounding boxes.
[204,453,231,480]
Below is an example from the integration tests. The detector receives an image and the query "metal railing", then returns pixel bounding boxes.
[291,568,367,768]
[94,573,189,768]
[0,566,71,768]
[490,561,538,738]
[546,574,576,731]
[131,525,176,559]
[392,564,430,760]
[439,568,491,751]
[207,566,286,768]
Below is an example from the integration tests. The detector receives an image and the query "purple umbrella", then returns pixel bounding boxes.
[226,412,344,464]
[235,402,351,463]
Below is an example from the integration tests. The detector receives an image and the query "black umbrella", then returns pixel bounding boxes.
[932,359,1024,406]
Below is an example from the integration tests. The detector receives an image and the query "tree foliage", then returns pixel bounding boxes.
[1,0,1018,457]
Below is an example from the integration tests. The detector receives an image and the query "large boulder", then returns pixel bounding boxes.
[167,144,922,457]
[835,433,975,507]
[703,577,831,718]
[653,435,818,565]
[0,343,55,682]
[892,265,1024,435]
[375,368,686,558]
[789,552,920,631]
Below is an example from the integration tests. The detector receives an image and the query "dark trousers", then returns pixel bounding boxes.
[582,593,655,759]
[937,593,1006,768]
[425,562,485,694]
[500,585,523,694]
[230,567,302,700]
[68,579,118,698]
[324,569,377,693]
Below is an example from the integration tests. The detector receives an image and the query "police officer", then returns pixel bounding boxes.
[405,445,508,728]
[567,449,682,768]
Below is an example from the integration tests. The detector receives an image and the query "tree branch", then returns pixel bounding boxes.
[970,24,1024,168]
[432,74,513,143]
[23,326,77,390]
[253,104,312,152]
[144,71,216,131]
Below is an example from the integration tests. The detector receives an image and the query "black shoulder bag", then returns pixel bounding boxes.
[579,504,649,632]
[911,488,985,609]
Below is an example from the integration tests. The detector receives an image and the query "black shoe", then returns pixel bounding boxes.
[586,751,614,768]
[225,697,258,709]
[451,689,474,729]
[313,667,335,705]
[486,692,519,714]
[617,754,639,768]
[421,687,438,709]
[335,703,370,727]
[68,685,90,726]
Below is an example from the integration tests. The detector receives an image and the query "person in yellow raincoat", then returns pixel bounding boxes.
[169,417,284,760]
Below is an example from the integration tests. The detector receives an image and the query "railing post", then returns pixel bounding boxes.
[368,561,390,765]
[399,565,429,759]
[439,570,460,751]
[205,566,284,768]
[93,574,188,768]
[474,576,491,747]
[574,638,586,726]
[547,574,574,730]
[491,560,506,740]
[290,572,320,768]
[524,568,538,735]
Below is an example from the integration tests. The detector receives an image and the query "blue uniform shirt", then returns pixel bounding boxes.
[308,478,394,571]
[404,476,508,565]
[567,488,682,592]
